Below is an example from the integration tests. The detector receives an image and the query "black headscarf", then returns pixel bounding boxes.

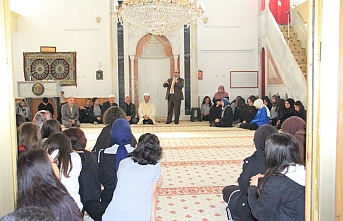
[253,124,278,152]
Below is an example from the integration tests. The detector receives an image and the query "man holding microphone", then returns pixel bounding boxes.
[163,70,184,124]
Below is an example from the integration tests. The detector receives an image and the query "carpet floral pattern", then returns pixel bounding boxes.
[81,121,256,220]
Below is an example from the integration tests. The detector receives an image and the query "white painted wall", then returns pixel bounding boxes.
[10,0,114,98]
[197,0,259,102]
[10,0,260,103]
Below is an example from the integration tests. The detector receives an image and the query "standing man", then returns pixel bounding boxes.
[38,97,54,117]
[61,96,80,128]
[120,95,138,124]
[101,95,118,116]
[138,93,156,125]
[163,69,184,124]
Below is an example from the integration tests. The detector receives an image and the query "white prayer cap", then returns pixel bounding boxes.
[125,94,131,98]
[109,95,115,98]
[144,93,150,97]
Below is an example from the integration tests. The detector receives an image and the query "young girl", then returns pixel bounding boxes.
[248,133,305,220]
[43,132,83,210]
[242,99,270,130]
[17,149,82,221]
[211,98,234,127]
[294,100,307,122]
[201,96,212,121]
[102,133,162,221]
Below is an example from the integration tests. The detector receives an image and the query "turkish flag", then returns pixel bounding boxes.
[269,0,290,25]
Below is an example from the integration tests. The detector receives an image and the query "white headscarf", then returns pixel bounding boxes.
[254,99,270,117]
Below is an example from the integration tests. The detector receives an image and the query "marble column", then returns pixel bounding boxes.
[0,0,17,215]
[174,55,179,70]
[129,55,135,104]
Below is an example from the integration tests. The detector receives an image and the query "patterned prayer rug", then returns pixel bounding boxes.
[23,52,77,86]
[80,121,256,221]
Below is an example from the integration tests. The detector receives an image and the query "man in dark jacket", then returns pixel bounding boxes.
[120,95,138,124]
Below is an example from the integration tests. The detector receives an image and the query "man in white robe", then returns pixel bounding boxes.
[137,93,156,125]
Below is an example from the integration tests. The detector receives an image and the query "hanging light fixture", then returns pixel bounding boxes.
[114,0,205,36]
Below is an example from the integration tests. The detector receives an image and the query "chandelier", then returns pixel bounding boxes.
[114,0,205,36]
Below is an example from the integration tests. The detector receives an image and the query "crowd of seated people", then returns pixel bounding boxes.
[201,89,306,131]
[11,104,162,221]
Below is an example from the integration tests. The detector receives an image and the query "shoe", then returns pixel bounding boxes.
[165,122,171,124]
[174,122,179,124]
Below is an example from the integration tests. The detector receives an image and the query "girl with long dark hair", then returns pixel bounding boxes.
[247,133,305,220]
[17,149,82,221]
[43,132,83,210]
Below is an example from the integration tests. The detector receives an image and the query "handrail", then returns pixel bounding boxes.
[261,8,307,104]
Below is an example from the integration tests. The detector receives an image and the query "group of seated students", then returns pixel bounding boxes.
[201,86,307,130]
[13,106,163,221]
[223,116,306,220]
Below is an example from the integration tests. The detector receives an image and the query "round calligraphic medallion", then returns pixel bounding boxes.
[30,59,49,80]
[32,83,45,96]
[51,59,69,79]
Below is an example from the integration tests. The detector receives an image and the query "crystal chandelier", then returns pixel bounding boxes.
[114,0,205,36]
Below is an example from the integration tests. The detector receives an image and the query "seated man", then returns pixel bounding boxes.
[16,99,31,122]
[61,96,80,128]
[38,97,54,118]
[90,97,103,124]
[101,95,118,116]
[120,95,138,124]
[79,98,92,123]
[137,93,156,125]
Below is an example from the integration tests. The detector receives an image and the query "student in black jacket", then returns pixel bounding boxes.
[248,133,305,221]
[223,124,278,221]
[211,98,233,127]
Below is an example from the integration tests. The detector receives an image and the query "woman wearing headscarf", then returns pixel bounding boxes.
[241,99,270,130]
[211,98,233,127]
[98,118,135,208]
[281,116,306,164]
[212,85,229,103]
[223,125,278,221]
[276,98,295,129]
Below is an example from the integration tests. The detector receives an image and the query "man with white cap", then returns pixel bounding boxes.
[101,95,118,116]
[137,93,156,124]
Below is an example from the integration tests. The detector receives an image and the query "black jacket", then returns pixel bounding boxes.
[214,106,233,127]
[227,151,266,221]
[248,175,305,221]
[101,101,118,116]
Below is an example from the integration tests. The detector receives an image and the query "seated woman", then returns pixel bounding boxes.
[32,110,52,130]
[43,133,83,210]
[262,96,272,110]
[201,96,212,121]
[248,133,305,220]
[17,149,82,221]
[241,99,270,130]
[209,99,222,124]
[102,133,162,221]
[17,122,43,156]
[223,125,278,221]
[98,118,135,208]
[211,98,233,127]
[239,95,257,127]
[212,85,229,103]
[294,100,307,122]
[92,106,137,155]
[233,97,245,124]
[269,94,280,125]
[281,116,306,164]
[41,119,62,142]
[63,128,102,221]
[276,98,295,129]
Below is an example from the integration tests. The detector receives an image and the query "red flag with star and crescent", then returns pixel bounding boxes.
[269,0,291,24]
